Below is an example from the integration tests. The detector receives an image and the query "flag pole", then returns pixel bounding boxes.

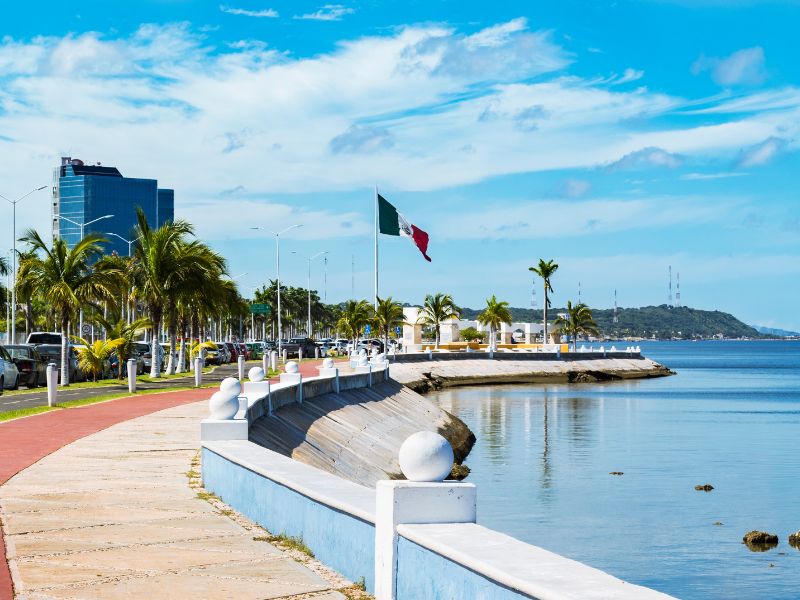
[374,184,378,311]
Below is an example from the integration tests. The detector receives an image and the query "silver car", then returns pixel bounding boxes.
[0,345,20,393]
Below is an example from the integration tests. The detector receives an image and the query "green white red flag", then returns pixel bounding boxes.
[377,194,431,262]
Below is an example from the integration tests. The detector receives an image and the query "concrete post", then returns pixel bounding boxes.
[299,347,303,362]
[194,358,202,387]
[282,349,287,363]
[489,347,494,359]
[46,362,57,407]
[315,346,320,359]
[556,347,561,358]
[428,348,432,360]
[127,359,137,393]
[238,355,245,380]
[272,351,278,373]
[263,352,269,376]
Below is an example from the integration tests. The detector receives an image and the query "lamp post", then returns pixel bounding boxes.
[4,249,10,343]
[251,225,302,353]
[1,186,47,343]
[106,233,142,325]
[226,273,246,342]
[243,284,263,341]
[58,214,113,335]
[291,251,327,338]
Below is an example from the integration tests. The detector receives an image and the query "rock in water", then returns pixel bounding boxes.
[789,531,800,548]
[695,484,714,491]
[609,471,623,475]
[743,531,778,545]
[448,463,471,481]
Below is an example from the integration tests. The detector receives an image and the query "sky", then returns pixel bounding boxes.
[0,0,798,329]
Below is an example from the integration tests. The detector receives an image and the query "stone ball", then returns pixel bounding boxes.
[322,357,334,368]
[357,354,369,366]
[359,348,367,356]
[209,389,239,420]
[285,361,299,374]
[375,353,386,362]
[220,377,242,397]
[399,432,454,482]
[248,367,265,382]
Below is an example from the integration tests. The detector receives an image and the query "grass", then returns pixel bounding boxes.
[0,383,218,423]
[253,533,314,558]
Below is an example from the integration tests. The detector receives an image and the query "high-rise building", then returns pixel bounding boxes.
[51,157,174,256]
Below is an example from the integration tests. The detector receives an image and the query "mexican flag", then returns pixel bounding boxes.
[378,194,431,262]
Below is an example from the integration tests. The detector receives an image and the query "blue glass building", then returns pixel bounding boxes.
[51,158,174,257]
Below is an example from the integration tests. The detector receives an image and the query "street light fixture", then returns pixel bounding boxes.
[57,214,114,336]
[1,185,47,343]
[251,225,302,352]
[291,251,327,338]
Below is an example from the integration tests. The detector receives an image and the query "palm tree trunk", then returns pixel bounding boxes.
[543,284,548,345]
[25,297,33,339]
[60,312,70,386]
[149,304,162,378]
[166,301,177,375]
[435,324,440,349]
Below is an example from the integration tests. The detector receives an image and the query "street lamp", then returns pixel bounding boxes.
[1,185,47,343]
[57,214,113,336]
[251,225,302,352]
[105,233,143,324]
[242,284,264,342]
[291,251,327,338]
[226,273,247,342]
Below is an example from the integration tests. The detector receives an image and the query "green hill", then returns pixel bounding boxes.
[458,305,762,339]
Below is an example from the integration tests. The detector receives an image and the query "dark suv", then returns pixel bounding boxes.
[282,337,318,359]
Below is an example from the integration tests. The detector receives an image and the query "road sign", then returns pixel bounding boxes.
[250,303,271,314]
[394,326,401,335]
[81,324,91,335]
[364,325,371,335]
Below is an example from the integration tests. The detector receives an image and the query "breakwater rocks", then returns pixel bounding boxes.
[249,378,475,488]
[389,353,674,393]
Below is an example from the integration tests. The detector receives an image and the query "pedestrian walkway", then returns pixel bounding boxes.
[1,399,351,599]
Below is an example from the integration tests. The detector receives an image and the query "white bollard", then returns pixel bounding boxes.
[271,351,278,373]
[428,348,432,360]
[238,355,245,380]
[315,346,320,359]
[263,352,270,377]
[282,349,287,363]
[128,359,137,393]
[46,362,58,407]
[194,358,202,387]
[299,347,303,361]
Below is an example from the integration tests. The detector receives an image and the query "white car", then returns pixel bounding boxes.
[0,345,20,393]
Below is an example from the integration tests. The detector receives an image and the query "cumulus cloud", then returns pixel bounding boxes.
[551,178,592,198]
[514,104,550,130]
[612,68,644,85]
[681,172,747,180]
[602,147,685,172]
[691,47,766,86]
[220,5,279,17]
[735,137,788,167]
[741,213,764,228]
[294,5,354,21]
[330,125,395,154]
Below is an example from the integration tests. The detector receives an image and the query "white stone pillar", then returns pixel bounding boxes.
[194,358,202,387]
[375,432,476,600]
[263,352,269,377]
[128,359,137,393]
[237,355,245,380]
[500,322,513,345]
[280,361,303,403]
[46,362,58,407]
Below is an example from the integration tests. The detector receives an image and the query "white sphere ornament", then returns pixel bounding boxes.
[322,357,334,368]
[358,354,369,366]
[399,432,454,482]
[285,361,299,374]
[209,388,240,420]
[220,377,242,397]
[376,353,386,362]
[359,348,367,356]
[248,367,265,382]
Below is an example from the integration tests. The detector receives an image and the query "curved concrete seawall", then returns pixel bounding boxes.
[388,351,674,393]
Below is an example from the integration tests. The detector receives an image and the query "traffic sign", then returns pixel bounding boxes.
[394,326,401,335]
[250,303,271,314]
[81,324,91,335]
[364,325,371,335]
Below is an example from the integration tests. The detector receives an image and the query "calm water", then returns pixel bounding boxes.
[426,341,800,600]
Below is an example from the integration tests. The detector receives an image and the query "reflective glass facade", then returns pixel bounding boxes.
[51,159,174,257]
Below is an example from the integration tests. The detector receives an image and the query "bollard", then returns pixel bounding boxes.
[271,351,278,373]
[194,358,202,387]
[315,346,320,359]
[46,362,58,407]
[282,349,287,363]
[238,355,245,380]
[299,347,303,362]
[489,347,494,359]
[263,352,269,377]
[127,359,137,394]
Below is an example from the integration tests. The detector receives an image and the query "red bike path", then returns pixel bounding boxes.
[0,359,342,600]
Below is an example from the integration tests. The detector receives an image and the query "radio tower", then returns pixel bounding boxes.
[668,266,672,308]
[531,277,537,309]
[578,282,581,305]
[613,289,618,323]
[675,273,681,307]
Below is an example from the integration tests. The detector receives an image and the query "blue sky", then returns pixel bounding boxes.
[1,0,799,328]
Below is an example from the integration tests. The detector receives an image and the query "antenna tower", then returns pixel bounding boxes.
[668,266,672,308]
[531,278,537,309]
[675,272,681,307]
[351,255,354,299]
[613,289,618,323]
[578,282,581,305]
[324,256,327,302]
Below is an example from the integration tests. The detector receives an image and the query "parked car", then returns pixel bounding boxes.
[224,342,239,362]
[4,345,48,389]
[136,342,164,372]
[0,345,20,393]
[35,344,86,384]
[159,343,185,370]
[26,331,62,346]
[357,339,385,354]
[109,350,145,377]
[72,345,113,380]
[237,342,251,360]
[245,342,261,360]
[282,337,318,358]
[213,342,231,364]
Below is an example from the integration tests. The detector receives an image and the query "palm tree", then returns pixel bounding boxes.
[529,259,559,344]
[416,293,461,349]
[17,230,121,386]
[96,315,152,379]
[477,295,512,352]
[14,248,40,340]
[553,301,599,352]
[374,296,405,353]
[69,335,119,382]
[337,299,373,349]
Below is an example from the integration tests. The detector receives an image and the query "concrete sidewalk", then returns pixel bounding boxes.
[0,399,355,599]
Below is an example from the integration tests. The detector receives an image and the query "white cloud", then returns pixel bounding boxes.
[691,47,766,86]
[735,136,788,167]
[587,47,603,53]
[294,5,354,21]
[681,172,747,180]
[330,125,395,154]
[220,5,279,17]
[612,68,644,85]
[602,147,685,172]
[551,178,592,198]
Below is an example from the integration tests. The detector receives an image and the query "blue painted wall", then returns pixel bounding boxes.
[202,447,376,592]
[396,536,535,600]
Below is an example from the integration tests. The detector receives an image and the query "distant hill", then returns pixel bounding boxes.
[750,325,799,337]
[457,304,762,339]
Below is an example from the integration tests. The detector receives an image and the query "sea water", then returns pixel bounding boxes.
[426,341,800,600]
